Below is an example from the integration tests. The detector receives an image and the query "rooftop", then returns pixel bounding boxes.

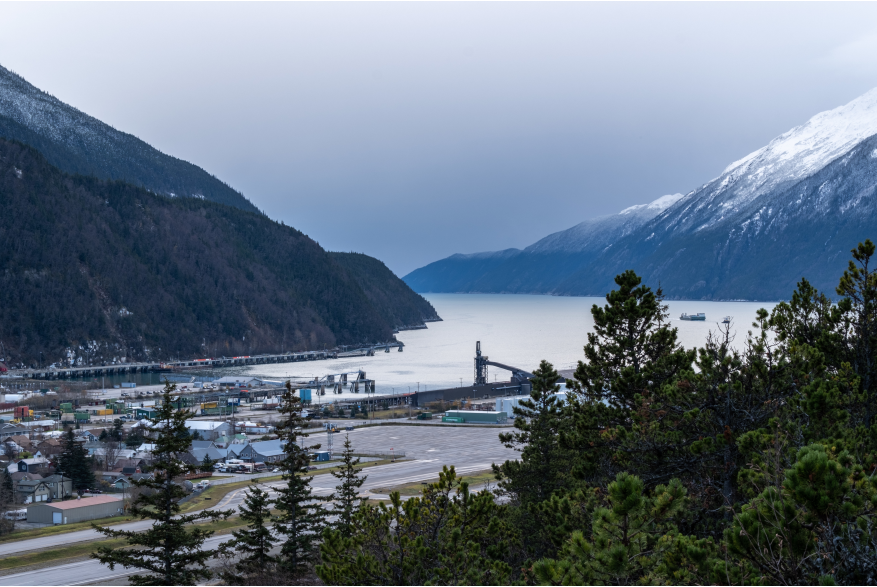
[30,495,121,510]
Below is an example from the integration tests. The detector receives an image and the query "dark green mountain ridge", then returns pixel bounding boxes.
[0,64,259,214]
[0,138,439,367]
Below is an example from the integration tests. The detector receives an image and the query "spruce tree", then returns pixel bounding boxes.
[836,239,877,427]
[273,380,326,577]
[0,469,15,535]
[56,429,95,493]
[91,380,231,585]
[220,484,277,583]
[327,434,367,538]
[200,455,216,473]
[496,360,570,504]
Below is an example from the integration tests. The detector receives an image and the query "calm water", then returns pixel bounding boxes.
[240,294,776,400]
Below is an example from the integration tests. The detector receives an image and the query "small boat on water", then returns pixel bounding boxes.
[722,316,732,324]
[680,313,706,321]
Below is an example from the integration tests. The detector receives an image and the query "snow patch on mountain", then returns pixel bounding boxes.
[620,193,684,215]
[715,87,877,209]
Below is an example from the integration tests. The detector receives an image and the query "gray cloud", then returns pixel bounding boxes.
[1,3,876,275]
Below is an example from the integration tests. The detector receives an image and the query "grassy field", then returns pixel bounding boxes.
[370,470,498,496]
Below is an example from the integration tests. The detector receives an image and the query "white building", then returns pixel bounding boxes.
[184,420,231,441]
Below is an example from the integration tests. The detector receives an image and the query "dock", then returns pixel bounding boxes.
[12,342,404,380]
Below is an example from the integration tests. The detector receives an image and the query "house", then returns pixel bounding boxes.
[27,495,124,524]
[226,442,248,460]
[12,456,49,474]
[185,421,230,442]
[78,430,100,442]
[41,475,73,500]
[238,439,286,463]
[10,471,43,497]
[0,423,28,439]
[7,435,31,450]
[82,441,105,455]
[91,448,136,469]
[190,440,217,450]
[188,446,224,465]
[35,438,62,457]
[16,479,51,504]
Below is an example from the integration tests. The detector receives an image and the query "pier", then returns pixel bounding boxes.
[12,342,404,381]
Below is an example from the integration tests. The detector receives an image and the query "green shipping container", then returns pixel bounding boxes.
[74,412,90,421]
[60,403,73,413]
[442,416,464,423]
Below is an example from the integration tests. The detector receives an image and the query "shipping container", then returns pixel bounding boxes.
[121,382,136,388]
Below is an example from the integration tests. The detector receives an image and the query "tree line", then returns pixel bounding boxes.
[87,240,877,585]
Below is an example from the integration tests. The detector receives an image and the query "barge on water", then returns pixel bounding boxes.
[680,313,706,321]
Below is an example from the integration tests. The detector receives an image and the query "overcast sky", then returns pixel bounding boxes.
[2,3,877,276]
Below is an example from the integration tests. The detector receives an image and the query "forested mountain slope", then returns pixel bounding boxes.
[405,87,877,300]
[0,64,259,214]
[328,253,440,330]
[0,139,435,366]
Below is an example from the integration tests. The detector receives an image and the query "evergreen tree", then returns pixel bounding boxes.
[220,484,277,583]
[56,429,95,493]
[91,380,230,585]
[273,380,326,577]
[111,419,124,441]
[98,429,108,442]
[318,466,513,586]
[0,468,15,535]
[534,473,716,586]
[566,270,695,483]
[836,239,877,427]
[200,455,216,473]
[327,434,367,538]
[496,360,570,504]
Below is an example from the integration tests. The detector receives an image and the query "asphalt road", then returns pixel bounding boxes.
[0,425,518,586]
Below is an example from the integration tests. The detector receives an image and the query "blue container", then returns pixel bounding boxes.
[299,389,312,402]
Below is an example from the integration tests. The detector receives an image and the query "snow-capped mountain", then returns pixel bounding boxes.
[525,193,683,254]
[403,194,683,294]
[405,88,877,300]
[0,64,259,214]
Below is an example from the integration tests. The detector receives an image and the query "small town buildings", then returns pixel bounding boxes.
[27,495,124,525]
[238,439,286,463]
[16,479,51,504]
[41,475,73,500]
[213,376,265,388]
[134,407,157,419]
[36,438,62,457]
[0,423,28,439]
[9,456,49,474]
[184,421,230,442]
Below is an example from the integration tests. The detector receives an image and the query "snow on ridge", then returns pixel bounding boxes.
[620,193,684,215]
[723,86,877,178]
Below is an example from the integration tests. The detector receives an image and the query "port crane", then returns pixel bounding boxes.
[474,341,534,386]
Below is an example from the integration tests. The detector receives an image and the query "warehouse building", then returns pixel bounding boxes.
[27,495,124,525]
